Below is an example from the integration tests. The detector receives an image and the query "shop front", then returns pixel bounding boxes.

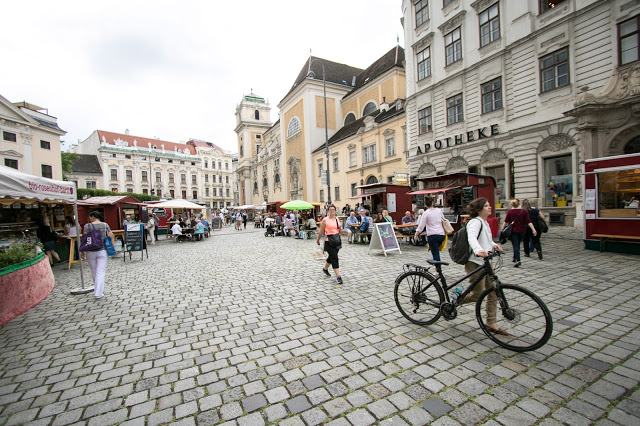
[351,183,413,224]
[583,153,640,254]
[77,195,142,231]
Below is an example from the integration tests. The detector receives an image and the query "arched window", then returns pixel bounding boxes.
[254,110,260,120]
[363,102,377,117]
[344,113,356,126]
[287,117,301,138]
[204,160,208,168]
[263,177,268,187]
[366,175,378,185]
[274,173,280,184]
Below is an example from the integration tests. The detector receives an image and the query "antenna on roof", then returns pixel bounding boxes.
[351,76,356,86]
[397,34,400,44]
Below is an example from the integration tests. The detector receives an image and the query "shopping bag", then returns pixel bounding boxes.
[79,224,103,252]
[104,237,117,256]
[442,218,454,235]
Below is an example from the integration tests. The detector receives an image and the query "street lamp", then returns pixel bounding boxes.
[307,58,331,209]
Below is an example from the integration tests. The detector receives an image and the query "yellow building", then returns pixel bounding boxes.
[0,95,65,180]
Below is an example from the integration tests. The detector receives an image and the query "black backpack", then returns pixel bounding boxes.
[448,218,483,265]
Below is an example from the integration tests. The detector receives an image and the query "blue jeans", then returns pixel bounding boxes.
[427,234,445,261]
[510,232,524,262]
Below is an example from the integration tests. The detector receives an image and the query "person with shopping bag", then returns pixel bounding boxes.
[414,197,448,261]
[80,211,114,299]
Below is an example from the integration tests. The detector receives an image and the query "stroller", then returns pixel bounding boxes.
[264,223,276,237]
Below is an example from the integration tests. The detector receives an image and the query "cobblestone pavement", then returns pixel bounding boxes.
[1,224,639,426]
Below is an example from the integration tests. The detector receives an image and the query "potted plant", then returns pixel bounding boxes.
[0,241,55,326]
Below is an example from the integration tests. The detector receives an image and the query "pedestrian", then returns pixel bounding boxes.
[219,211,224,229]
[522,199,545,260]
[146,214,155,245]
[153,213,159,242]
[235,212,243,230]
[464,198,506,334]
[38,217,61,266]
[80,211,114,299]
[502,199,537,267]
[243,212,248,229]
[345,211,359,243]
[316,204,343,284]
[64,216,79,261]
[415,197,445,260]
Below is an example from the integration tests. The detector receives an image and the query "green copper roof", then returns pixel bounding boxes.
[244,94,265,103]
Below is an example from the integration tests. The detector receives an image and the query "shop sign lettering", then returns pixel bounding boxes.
[414,124,499,156]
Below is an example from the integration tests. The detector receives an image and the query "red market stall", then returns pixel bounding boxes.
[412,173,499,237]
[583,153,640,254]
[351,183,413,224]
[77,195,142,231]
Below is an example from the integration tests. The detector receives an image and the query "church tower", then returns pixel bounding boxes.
[234,93,271,205]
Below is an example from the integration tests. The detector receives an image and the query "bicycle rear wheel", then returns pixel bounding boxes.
[476,283,553,352]
[394,271,444,326]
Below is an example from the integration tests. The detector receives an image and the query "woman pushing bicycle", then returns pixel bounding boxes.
[464,198,505,335]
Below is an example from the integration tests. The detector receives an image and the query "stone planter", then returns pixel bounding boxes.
[0,254,54,326]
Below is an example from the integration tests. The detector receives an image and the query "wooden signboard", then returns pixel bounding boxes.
[124,224,147,262]
[368,222,401,257]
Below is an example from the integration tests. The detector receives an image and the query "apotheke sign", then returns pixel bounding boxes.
[413,124,499,156]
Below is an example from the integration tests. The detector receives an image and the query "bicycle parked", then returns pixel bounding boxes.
[393,250,552,352]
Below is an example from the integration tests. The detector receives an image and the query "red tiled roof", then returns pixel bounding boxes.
[97,130,196,155]
[186,139,225,151]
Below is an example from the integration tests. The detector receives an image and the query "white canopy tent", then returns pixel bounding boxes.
[0,165,88,294]
[147,199,206,210]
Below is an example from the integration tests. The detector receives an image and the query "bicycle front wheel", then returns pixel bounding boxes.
[394,271,444,326]
[476,283,553,352]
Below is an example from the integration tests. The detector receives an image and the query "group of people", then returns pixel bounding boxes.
[261,211,319,237]
[502,199,545,267]
[169,214,208,241]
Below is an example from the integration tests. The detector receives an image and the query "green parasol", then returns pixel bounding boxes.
[279,200,314,210]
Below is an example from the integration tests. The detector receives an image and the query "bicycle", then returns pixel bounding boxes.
[393,251,553,352]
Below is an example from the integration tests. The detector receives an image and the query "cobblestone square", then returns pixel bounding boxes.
[1,226,639,425]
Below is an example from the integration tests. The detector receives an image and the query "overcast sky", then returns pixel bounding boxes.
[2,1,404,153]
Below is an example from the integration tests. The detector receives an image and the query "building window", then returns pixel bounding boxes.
[444,0,453,6]
[344,113,356,126]
[4,158,18,169]
[539,0,566,14]
[126,170,133,181]
[169,189,174,198]
[110,153,117,158]
[351,183,357,196]
[86,181,97,189]
[240,145,244,157]
[142,171,148,182]
[254,110,260,120]
[445,27,462,65]
[111,187,118,192]
[364,144,377,163]
[226,189,230,197]
[479,3,500,47]
[41,164,53,179]
[274,173,280,184]
[481,77,502,113]
[40,140,51,150]
[597,168,640,217]
[335,186,340,201]
[3,131,17,142]
[274,158,280,168]
[181,174,186,184]
[333,157,339,172]
[363,102,377,117]
[219,161,222,169]
[212,175,216,183]
[213,188,217,196]
[156,171,161,183]
[446,94,463,124]
[619,15,639,65]
[191,174,197,184]
[417,47,431,80]
[205,174,209,183]
[485,165,506,201]
[544,154,573,207]
[212,161,216,169]
[318,163,323,177]
[125,154,132,159]
[319,189,324,203]
[206,188,210,197]
[418,107,432,134]
[349,151,357,167]
[415,0,428,27]
[386,138,395,156]
[226,176,229,183]
[169,173,174,184]
[287,117,301,137]
[110,169,117,180]
[540,47,569,93]
[263,177,268,187]
[126,186,133,193]
[204,160,208,168]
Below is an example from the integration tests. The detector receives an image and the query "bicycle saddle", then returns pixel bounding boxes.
[427,260,449,266]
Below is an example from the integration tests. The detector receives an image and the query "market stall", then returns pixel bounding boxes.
[77,195,143,231]
[0,165,88,322]
[583,153,640,254]
[350,183,413,225]
[412,173,499,236]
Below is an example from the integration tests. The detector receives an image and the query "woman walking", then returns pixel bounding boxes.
[38,217,60,266]
[465,198,505,334]
[414,197,446,261]
[502,199,536,267]
[522,199,545,260]
[316,204,343,284]
[81,211,114,299]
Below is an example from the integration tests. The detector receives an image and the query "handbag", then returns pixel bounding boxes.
[442,217,454,235]
[325,219,342,249]
[104,236,117,256]
[539,218,549,233]
[79,223,103,252]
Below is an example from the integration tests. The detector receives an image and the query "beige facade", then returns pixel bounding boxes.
[188,140,235,210]
[0,95,65,180]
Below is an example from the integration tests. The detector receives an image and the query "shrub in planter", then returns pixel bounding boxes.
[0,242,43,271]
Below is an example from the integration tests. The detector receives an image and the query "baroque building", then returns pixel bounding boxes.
[186,139,235,210]
[401,0,640,227]
[0,95,65,180]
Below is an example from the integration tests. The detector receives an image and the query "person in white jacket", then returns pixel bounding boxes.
[465,198,505,335]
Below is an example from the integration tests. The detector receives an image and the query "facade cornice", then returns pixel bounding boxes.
[437,10,466,34]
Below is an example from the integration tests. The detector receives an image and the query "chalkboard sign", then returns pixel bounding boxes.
[211,217,221,229]
[462,186,475,204]
[368,222,401,257]
[124,224,146,261]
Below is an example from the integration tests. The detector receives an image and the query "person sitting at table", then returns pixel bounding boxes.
[345,211,359,243]
[382,210,393,223]
[401,211,414,224]
[190,217,197,228]
[179,216,187,228]
[194,219,205,241]
[374,212,386,224]
[283,216,295,237]
[171,222,182,236]
[201,217,210,237]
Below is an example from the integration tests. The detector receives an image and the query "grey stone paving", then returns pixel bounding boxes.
[1,224,639,425]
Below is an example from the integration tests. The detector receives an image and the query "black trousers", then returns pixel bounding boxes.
[523,228,542,255]
[325,245,340,269]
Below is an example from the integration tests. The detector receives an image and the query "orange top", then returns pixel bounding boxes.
[324,217,341,236]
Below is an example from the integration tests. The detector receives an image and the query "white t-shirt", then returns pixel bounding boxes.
[171,224,182,235]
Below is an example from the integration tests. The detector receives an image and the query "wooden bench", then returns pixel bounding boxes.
[591,233,640,252]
